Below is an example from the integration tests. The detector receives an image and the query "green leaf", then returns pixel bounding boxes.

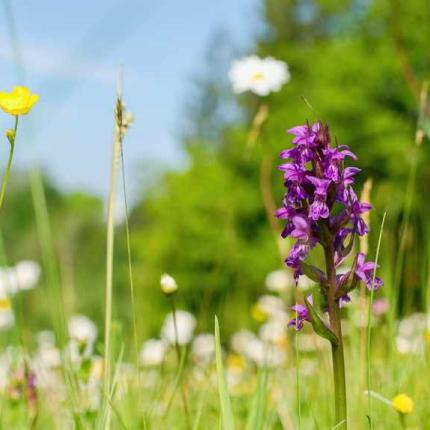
[301,262,327,285]
[246,365,269,430]
[214,316,235,430]
[305,297,338,346]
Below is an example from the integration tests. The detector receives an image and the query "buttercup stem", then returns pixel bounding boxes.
[0,115,19,210]
[324,242,347,429]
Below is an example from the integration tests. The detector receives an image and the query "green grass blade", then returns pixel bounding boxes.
[366,211,387,428]
[214,316,235,430]
[246,364,268,430]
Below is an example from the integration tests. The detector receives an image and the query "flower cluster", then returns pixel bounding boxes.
[276,121,383,329]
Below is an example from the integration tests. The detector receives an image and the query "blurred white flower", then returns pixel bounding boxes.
[229,55,290,96]
[140,339,166,366]
[36,330,56,347]
[68,315,97,346]
[296,275,316,291]
[257,295,285,317]
[259,318,287,346]
[160,273,178,295]
[0,269,17,295]
[14,261,41,291]
[230,330,257,355]
[161,310,196,346]
[0,261,41,296]
[192,333,215,363]
[395,313,428,355]
[244,338,285,367]
[35,344,62,369]
[265,270,293,292]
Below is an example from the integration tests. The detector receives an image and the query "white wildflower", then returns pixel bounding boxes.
[14,261,41,290]
[160,273,178,295]
[230,330,257,355]
[395,313,428,355]
[68,315,97,348]
[265,270,293,292]
[259,317,287,345]
[257,295,285,317]
[229,55,290,96]
[140,339,166,366]
[161,310,196,346]
[244,338,285,367]
[296,275,316,291]
[192,333,215,363]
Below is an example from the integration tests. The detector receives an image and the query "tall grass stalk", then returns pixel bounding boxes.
[29,168,66,343]
[366,212,387,428]
[390,81,428,326]
[119,122,140,377]
[103,83,123,429]
[214,316,235,430]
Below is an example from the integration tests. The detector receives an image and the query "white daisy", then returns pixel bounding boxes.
[68,315,97,347]
[140,339,166,366]
[229,55,290,96]
[161,310,196,346]
[191,333,215,363]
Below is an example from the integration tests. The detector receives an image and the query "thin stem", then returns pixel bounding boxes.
[399,414,407,430]
[366,212,387,429]
[103,102,122,429]
[119,143,139,371]
[324,243,347,429]
[295,311,302,430]
[0,115,19,211]
[171,299,192,430]
[390,82,428,331]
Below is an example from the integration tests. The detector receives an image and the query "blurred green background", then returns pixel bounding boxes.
[1,0,429,347]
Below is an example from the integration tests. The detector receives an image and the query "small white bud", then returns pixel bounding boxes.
[160,273,178,295]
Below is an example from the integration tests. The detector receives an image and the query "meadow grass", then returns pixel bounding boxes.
[0,7,429,430]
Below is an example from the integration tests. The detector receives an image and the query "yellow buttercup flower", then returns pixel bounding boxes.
[0,86,39,115]
[392,393,414,415]
[251,304,268,322]
[226,354,246,371]
[0,297,11,311]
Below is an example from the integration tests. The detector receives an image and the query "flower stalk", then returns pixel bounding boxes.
[324,242,347,428]
[0,115,19,210]
[170,297,192,430]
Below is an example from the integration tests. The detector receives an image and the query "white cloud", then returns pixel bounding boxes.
[0,39,123,85]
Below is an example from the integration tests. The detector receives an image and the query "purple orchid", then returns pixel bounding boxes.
[290,215,311,241]
[355,252,383,290]
[288,304,310,330]
[275,120,383,331]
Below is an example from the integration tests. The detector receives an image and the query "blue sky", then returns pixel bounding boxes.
[0,0,260,199]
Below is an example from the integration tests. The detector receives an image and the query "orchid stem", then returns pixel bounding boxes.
[324,243,347,429]
[0,115,19,211]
